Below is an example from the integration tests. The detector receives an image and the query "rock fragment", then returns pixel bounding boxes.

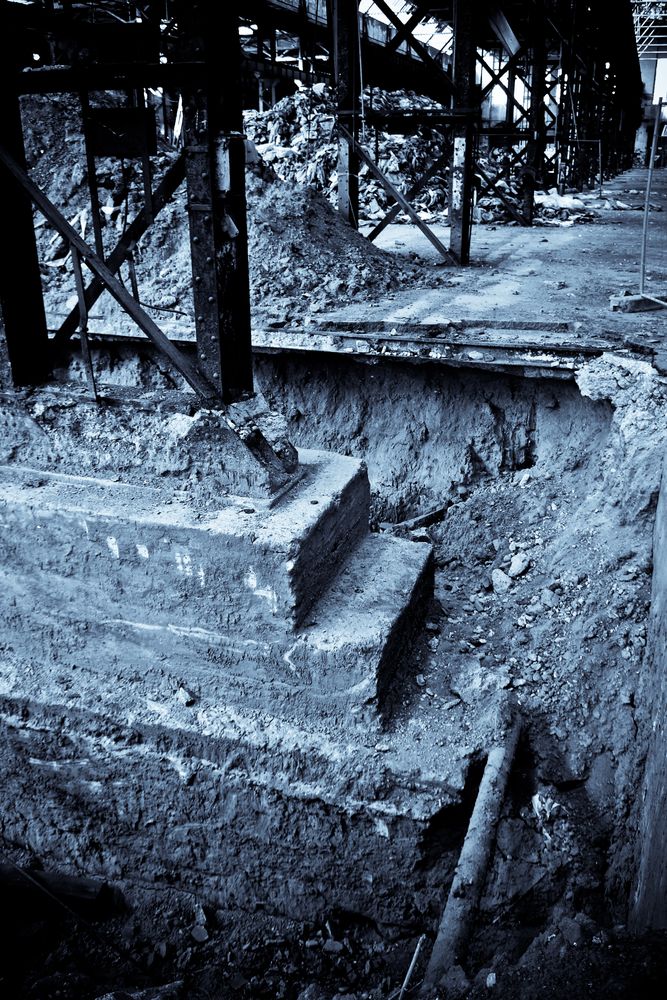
[492,568,512,594]
[508,551,531,578]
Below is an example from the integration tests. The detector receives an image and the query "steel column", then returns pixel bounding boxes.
[522,8,548,223]
[449,0,478,265]
[333,0,360,228]
[0,3,51,388]
[178,1,254,403]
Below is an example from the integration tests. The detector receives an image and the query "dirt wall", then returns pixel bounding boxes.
[255,354,612,519]
[630,458,667,931]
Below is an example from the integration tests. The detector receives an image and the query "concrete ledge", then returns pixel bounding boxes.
[0,541,431,730]
[290,534,434,717]
[0,697,463,929]
[609,292,667,314]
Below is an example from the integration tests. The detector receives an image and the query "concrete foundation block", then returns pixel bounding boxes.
[0,448,368,636]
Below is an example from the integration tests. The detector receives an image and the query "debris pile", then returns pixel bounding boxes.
[245,168,432,326]
[244,84,451,224]
[245,86,610,227]
[21,93,438,333]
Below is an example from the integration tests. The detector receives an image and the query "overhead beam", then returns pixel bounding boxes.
[385,5,425,54]
[488,7,521,58]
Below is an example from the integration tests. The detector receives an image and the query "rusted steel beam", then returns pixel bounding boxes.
[385,5,425,54]
[522,6,548,223]
[373,0,455,96]
[479,47,525,102]
[333,0,361,227]
[475,160,530,226]
[177,0,254,403]
[367,148,451,242]
[449,0,478,265]
[478,53,529,125]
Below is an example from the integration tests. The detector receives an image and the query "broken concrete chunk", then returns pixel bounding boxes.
[176,686,196,707]
[540,588,559,609]
[508,552,531,578]
[558,915,583,947]
[492,568,512,594]
[322,939,344,954]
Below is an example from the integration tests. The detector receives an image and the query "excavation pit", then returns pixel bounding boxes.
[3,335,666,997]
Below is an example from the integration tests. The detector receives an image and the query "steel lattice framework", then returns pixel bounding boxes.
[633,1,667,57]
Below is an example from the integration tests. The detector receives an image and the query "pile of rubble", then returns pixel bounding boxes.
[245,165,433,326]
[244,84,450,224]
[21,93,437,335]
[246,86,638,228]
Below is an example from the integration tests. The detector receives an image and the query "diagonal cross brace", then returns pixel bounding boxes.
[0,143,218,404]
[339,124,457,263]
[475,160,529,226]
[367,147,451,241]
[386,4,425,54]
[372,0,455,95]
[478,52,529,120]
[54,152,186,346]
[479,47,525,101]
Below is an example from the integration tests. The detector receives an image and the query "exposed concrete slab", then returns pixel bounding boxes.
[609,292,667,313]
[0,445,447,930]
[251,322,616,380]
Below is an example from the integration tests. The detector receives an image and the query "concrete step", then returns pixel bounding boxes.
[288,533,434,721]
[0,447,432,732]
[0,692,464,931]
[0,447,369,638]
[0,533,432,730]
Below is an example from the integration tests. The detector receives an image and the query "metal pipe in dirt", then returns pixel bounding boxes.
[420,712,522,994]
[640,99,663,296]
